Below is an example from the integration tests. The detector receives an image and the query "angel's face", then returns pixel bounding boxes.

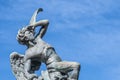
[24,30,34,41]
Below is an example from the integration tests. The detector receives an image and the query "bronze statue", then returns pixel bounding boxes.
[10,8,80,80]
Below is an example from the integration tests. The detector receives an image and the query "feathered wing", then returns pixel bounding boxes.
[10,52,49,80]
[10,52,27,80]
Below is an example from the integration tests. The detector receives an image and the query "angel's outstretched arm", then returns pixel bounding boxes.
[28,8,49,38]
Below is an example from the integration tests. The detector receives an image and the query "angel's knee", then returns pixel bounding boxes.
[72,62,80,69]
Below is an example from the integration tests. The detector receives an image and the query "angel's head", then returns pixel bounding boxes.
[17,26,35,45]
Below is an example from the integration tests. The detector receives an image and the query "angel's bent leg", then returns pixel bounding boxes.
[24,59,31,74]
[48,61,80,80]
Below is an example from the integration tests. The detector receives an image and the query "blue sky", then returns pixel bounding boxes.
[0,0,120,80]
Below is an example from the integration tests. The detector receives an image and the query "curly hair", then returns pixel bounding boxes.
[17,26,35,45]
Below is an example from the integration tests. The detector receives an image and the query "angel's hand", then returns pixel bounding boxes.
[38,8,43,12]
